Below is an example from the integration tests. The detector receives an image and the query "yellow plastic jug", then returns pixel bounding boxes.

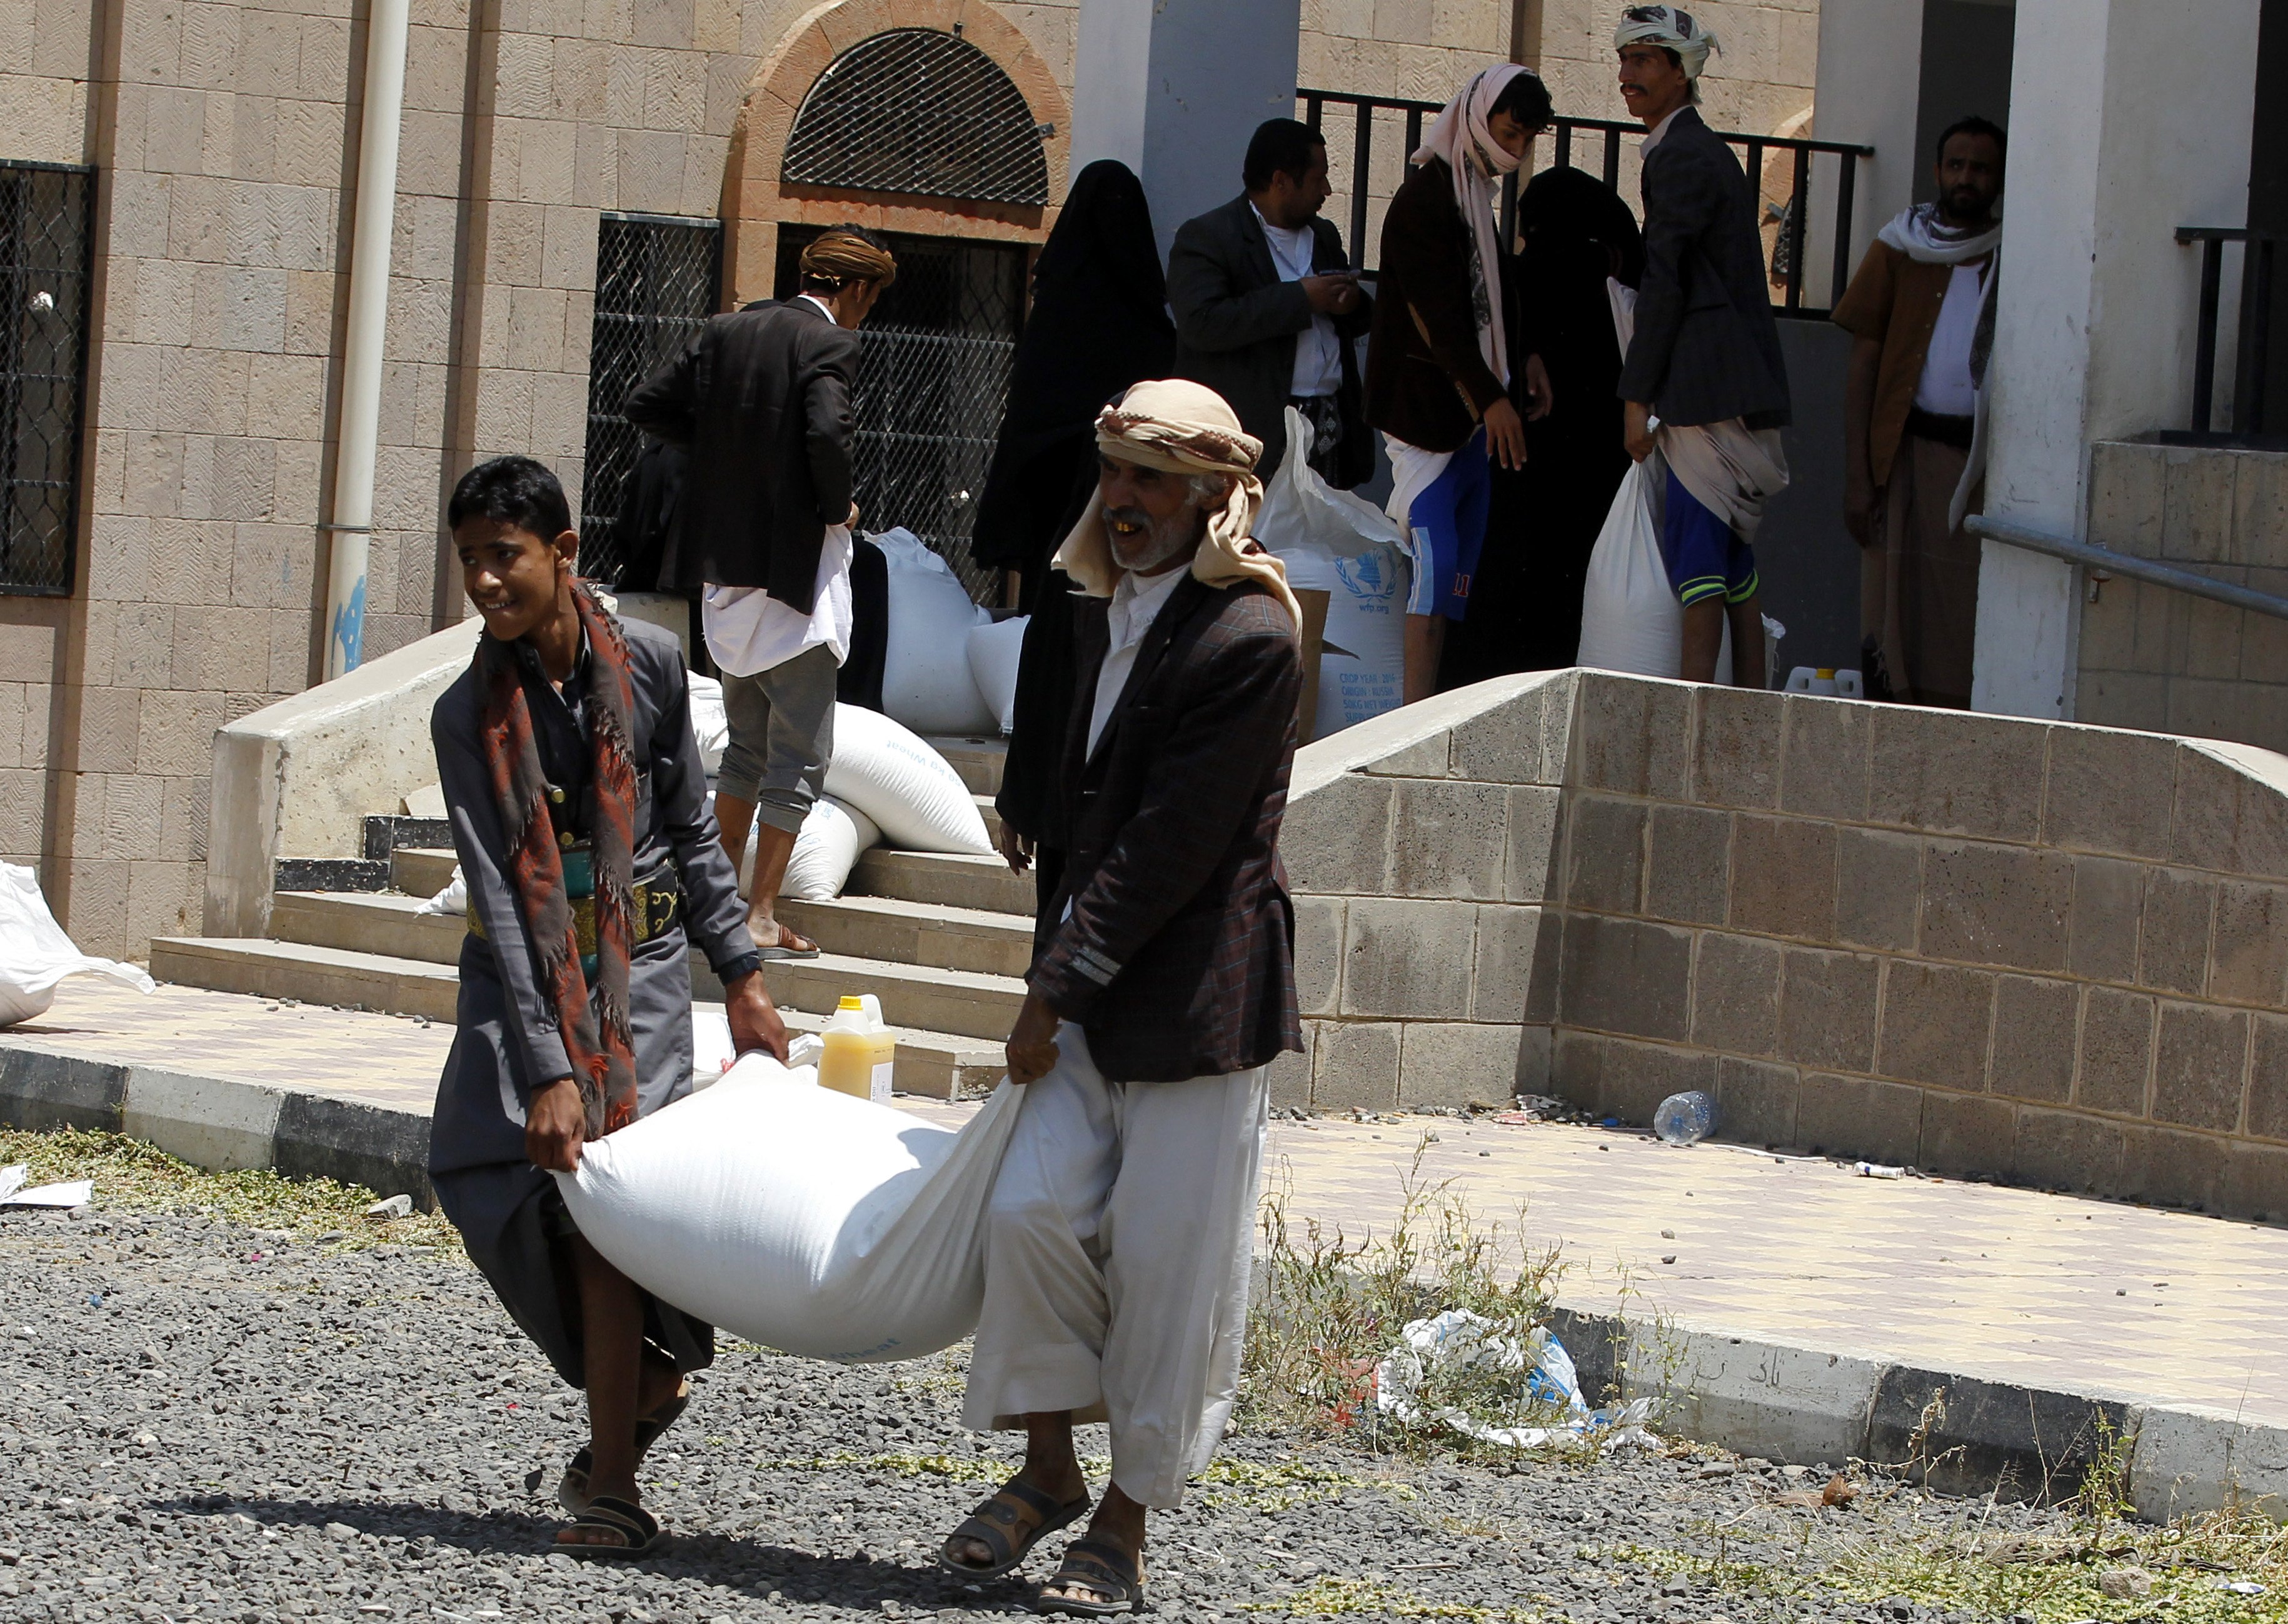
[818,995,896,1103]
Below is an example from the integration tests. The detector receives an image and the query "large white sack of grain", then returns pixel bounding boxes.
[824,703,993,855]
[0,863,154,1028]
[875,529,996,737]
[689,673,729,777]
[965,616,1027,736]
[555,1053,1023,1363]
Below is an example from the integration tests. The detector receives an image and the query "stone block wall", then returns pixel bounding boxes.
[1285,666,2288,1221]
[2079,439,2288,761]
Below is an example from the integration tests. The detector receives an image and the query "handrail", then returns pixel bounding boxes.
[1966,514,2288,622]
[1299,87,1872,312]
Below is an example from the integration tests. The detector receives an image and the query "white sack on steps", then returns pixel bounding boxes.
[555,1052,1025,1362]
[723,794,881,903]
[416,867,468,917]
[689,673,729,778]
[875,529,996,737]
[824,703,993,855]
[965,616,1027,736]
[0,863,155,1028]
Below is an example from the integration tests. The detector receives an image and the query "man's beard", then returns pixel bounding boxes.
[1944,187,1993,226]
[1105,504,1201,574]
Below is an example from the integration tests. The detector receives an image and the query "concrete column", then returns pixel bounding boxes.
[1070,0,1303,261]
[1809,0,1927,301]
[1973,0,2260,718]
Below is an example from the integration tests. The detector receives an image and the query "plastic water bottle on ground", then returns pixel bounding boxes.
[1653,1090,1717,1146]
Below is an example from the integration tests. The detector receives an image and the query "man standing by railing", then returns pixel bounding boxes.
[1167,118,1374,490]
[1615,5,1789,688]
[1832,118,2005,709]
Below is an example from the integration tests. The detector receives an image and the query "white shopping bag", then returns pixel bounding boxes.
[0,863,155,1028]
[1577,458,1683,679]
[557,1053,1024,1363]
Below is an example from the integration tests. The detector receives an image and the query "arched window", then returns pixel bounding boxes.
[781,28,1051,206]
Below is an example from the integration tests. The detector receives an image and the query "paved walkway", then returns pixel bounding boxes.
[13,978,2288,1429]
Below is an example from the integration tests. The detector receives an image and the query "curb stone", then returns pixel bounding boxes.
[3,1038,2282,1516]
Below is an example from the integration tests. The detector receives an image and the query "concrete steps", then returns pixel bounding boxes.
[152,734,1028,1098]
[145,936,1008,1098]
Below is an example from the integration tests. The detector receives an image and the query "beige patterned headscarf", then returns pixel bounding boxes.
[1051,379,1298,631]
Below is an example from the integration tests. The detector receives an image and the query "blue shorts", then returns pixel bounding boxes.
[1661,466,1759,608]
[1402,429,1493,621]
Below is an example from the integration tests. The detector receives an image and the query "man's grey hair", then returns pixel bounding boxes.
[1186,472,1235,506]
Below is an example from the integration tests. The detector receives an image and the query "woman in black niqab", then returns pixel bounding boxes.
[970,159,1176,605]
[1440,164,1645,686]
[977,160,1175,950]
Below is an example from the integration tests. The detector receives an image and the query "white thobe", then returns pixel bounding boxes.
[962,1022,1270,1509]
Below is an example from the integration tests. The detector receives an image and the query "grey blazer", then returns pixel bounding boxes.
[1167,194,1374,487]
[1617,108,1791,429]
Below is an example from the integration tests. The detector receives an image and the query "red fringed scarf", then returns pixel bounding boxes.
[478,582,642,1137]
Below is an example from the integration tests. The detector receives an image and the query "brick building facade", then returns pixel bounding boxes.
[1,0,1820,958]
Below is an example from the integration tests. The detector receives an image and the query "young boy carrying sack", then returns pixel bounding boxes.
[428,455,788,1556]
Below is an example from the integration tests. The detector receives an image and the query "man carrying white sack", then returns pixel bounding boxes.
[935,379,1304,1616]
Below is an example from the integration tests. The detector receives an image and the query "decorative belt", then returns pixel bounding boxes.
[466,883,682,955]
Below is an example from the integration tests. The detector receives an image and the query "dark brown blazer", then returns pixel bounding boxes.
[1365,157,1525,454]
[1030,574,1304,1083]
[622,298,856,613]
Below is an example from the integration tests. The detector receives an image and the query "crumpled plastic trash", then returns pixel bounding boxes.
[0,1166,94,1209]
[1373,1309,1658,1450]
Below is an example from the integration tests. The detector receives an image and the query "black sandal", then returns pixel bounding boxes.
[1033,1535,1145,1617]
[556,1379,692,1514]
[936,1475,1092,1581]
[556,1493,665,1560]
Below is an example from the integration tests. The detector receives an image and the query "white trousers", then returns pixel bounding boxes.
[961,1023,1270,1509]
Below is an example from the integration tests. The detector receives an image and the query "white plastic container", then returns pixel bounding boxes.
[820,994,896,1104]
[1784,666,1863,698]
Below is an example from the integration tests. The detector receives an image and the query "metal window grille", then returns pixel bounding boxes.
[0,161,95,597]
[783,29,1050,206]
[777,225,1025,604]
[580,211,722,585]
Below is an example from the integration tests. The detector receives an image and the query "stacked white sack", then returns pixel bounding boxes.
[875,529,997,737]
[554,1052,1023,1363]
[824,703,993,855]
[0,863,155,1027]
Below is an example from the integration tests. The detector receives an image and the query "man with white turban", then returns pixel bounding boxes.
[933,378,1303,1617]
[1613,6,1792,687]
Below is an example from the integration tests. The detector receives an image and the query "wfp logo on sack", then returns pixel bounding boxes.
[1335,549,1401,608]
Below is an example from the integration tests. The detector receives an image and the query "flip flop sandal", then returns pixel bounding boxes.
[557,1379,693,1514]
[556,1493,665,1560]
[758,938,822,961]
[1032,1535,1146,1618]
[936,1476,1092,1582]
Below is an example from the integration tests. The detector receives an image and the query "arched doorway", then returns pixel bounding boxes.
[723,2,1070,600]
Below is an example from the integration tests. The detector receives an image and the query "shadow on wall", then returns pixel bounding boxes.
[1282,666,2288,1223]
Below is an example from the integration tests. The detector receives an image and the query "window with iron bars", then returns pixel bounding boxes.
[0,161,96,597]
[775,225,1026,604]
[579,211,723,586]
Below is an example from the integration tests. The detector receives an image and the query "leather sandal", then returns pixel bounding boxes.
[556,1378,691,1514]
[556,1493,665,1560]
[937,1475,1092,1581]
[1033,1534,1145,1617]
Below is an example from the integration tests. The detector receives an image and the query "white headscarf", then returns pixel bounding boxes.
[1051,379,1299,632]
[1613,5,1722,79]
[1411,64,1538,388]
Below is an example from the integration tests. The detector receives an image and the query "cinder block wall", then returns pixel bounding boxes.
[2080,439,2288,757]
[1285,667,2288,1221]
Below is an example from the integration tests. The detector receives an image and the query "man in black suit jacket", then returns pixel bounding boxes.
[623,226,895,955]
[938,381,1300,1617]
[1615,8,1789,686]
[1168,119,1373,488]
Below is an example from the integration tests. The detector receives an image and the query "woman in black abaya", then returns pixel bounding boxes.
[971,161,1175,947]
[1440,165,1643,686]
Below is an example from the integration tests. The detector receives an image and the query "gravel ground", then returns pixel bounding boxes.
[0,1201,2239,1624]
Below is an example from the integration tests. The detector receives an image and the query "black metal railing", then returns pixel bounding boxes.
[2176,226,2288,441]
[1297,89,1871,317]
[0,159,96,596]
